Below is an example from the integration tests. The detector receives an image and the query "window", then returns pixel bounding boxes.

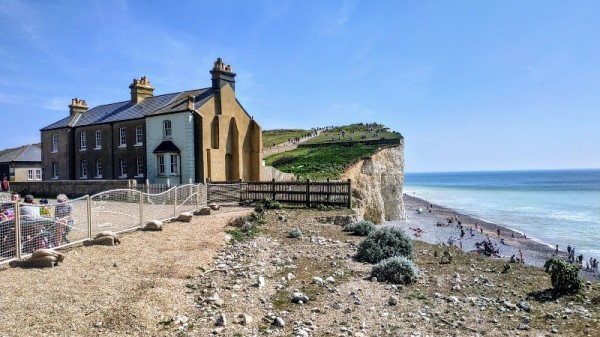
[27,169,34,180]
[170,154,179,175]
[80,160,87,178]
[135,125,143,145]
[35,169,41,180]
[157,155,165,175]
[96,160,103,178]
[136,157,144,177]
[95,130,101,149]
[80,131,87,150]
[163,120,172,138]
[119,127,126,147]
[52,162,58,179]
[51,134,58,152]
[119,158,127,177]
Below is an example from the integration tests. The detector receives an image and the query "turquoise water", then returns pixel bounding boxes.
[404,169,600,258]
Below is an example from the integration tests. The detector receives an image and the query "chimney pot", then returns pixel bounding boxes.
[129,76,155,104]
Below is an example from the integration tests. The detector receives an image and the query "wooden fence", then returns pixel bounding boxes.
[207,179,352,208]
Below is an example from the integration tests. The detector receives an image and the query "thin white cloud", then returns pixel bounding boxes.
[42,97,70,111]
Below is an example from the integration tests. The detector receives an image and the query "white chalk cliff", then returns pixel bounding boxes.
[342,141,405,224]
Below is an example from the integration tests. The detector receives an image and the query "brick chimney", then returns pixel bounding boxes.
[210,58,236,91]
[129,76,154,104]
[68,98,88,116]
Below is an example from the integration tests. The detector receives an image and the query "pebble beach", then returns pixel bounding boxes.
[391,194,599,280]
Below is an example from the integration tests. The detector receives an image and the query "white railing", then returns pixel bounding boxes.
[0,183,207,265]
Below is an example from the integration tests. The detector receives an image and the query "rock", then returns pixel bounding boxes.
[194,207,211,216]
[325,276,335,283]
[215,313,227,326]
[241,314,252,325]
[277,214,286,221]
[388,296,399,306]
[518,323,528,330]
[551,327,559,334]
[371,277,378,282]
[518,300,532,312]
[291,292,310,304]
[503,301,517,310]
[448,296,460,304]
[296,328,309,337]
[452,284,461,291]
[273,317,285,327]
[257,276,266,289]
[176,212,193,222]
[144,219,163,231]
[433,292,442,299]
[312,277,324,285]
[208,203,220,210]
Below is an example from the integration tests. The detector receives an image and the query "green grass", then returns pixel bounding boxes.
[265,144,379,180]
[226,227,261,243]
[303,123,402,145]
[263,129,311,148]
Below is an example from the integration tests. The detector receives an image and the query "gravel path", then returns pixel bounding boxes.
[0,207,251,336]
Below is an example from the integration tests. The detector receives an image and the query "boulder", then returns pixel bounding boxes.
[208,203,220,211]
[84,231,120,246]
[9,249,65,268]
[144,220,163,231]
[176,212,193,222]
[194,207,211,216]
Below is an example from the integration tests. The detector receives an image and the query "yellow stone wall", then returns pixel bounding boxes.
[196,84,262,181]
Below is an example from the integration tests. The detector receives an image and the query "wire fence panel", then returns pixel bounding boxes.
[90,189,143,236]
[0,217,17,263]
[175,184,198,214]
[207,183,245,205]
[142,188,176,223]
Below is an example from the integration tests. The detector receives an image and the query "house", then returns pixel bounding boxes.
[40,58,263,184]
[0,144,42,182]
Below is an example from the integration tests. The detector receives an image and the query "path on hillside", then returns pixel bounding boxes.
[263,130,321,157]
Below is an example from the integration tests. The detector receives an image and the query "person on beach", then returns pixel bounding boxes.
[460,229,465,239]
[519,249,525,265]
[470,227,474,237]
[555,245,559,255]
[480,227,483,235]
[567,245,572,255]
[496,227,501,237]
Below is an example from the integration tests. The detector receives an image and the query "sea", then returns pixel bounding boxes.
[404,169,600,259]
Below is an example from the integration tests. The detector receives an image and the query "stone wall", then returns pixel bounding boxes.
[341,140,405,224]
[10,180,136,198]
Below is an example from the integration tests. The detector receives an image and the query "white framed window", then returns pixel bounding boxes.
[170,154,179,175]
[80,160,87,178]
[80,131,87,150]
[27,169,34,180]
[119,127,126,147]
[51,134,58,152]
[96,160,103,178]
[119,158,127,177]
[135,125,143,145]
[35,169,41,180]
[163,120,172,138]
[136,157,144,177]
[95,130,101,149]
[52,162,58,179]
[157,155,165,175]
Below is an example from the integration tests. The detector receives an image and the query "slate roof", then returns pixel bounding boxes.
[40,88,215,131]
[0,144,41,163]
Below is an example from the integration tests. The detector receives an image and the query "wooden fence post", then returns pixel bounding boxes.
[271,179,276,201]
[347,179,352,209]
[239,179,243,203]
[306,179,311,208]
[326,178,331,204]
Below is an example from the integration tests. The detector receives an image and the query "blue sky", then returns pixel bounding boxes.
[1,0,599,173]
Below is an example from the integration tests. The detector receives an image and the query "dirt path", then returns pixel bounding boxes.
[263,131,321,157]
[0,207,250,337]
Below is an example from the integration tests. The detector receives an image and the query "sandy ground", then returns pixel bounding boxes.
[0,207,251,337]
[392,194,599,280]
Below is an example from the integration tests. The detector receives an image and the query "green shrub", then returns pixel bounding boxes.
[247,211,266,224]
[342,222,356,232]
[371,256,419,284]
[356,227,413,263]
[260,198,282,209]
[288,228,303,239]
[350,220,375,236]
[544,257,583,293]
[272,155,296,166]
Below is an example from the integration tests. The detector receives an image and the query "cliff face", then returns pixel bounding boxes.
[342,140,405,224]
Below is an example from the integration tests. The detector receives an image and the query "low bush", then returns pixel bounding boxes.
[371,256,419,284]
[288,228,303,239]
[356,227,413,263]
[260,198,283,210]
[544,257,583,294]
[271,155,296,166]
[247,211,266,224]
[342,222,356,232]
[350,220,375,236]
[227,215,247,228]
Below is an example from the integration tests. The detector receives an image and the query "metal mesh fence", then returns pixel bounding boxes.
[0,183,207,266]
[207,183,245,205]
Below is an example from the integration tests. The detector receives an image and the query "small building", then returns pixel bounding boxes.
[40,58,263,183]
[0,144,42,182]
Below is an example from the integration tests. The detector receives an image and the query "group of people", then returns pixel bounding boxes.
[0,193,74,253]
[565,245,599,272]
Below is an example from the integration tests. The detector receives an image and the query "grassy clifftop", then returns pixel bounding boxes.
[263,123,401,180]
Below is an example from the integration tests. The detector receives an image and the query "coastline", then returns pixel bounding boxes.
[390,194,599,281]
